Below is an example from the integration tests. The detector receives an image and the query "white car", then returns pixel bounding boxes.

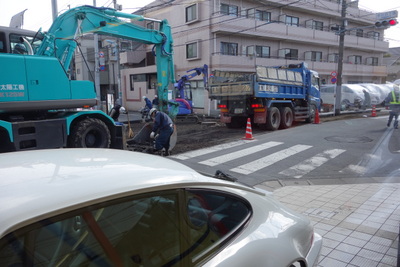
[0,149,322,266]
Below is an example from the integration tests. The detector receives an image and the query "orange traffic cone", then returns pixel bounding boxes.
[313,109,321,124]
[242,118,255,140]
[371,105,377,117]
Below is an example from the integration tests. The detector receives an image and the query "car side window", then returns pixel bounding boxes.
[185,189,252,263]
[0,189,251,266]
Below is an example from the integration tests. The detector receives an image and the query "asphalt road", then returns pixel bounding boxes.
[169,113,400,187]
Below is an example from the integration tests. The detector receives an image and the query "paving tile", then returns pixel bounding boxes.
[323,238,340,249]
[350,255,380,267]
[319,256,348,267]
[363,241,390,254]
[380,224,399,233]
[335,243,361,255]
[377,231,397,242]
[324,232,347,242]
[327,249,355,263]
[369,235,395,247]
[355,224,378,235]
[348,231,373,241]
[331,226,353,236]
[385,247,398,257]
[320,246,333,257]
[342,236,369,247]
[357,248,384,262]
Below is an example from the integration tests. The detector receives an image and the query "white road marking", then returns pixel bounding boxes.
[279,149,346,178]
[199,141,283,166]
[170,139,255,160]
[230,144,312,175]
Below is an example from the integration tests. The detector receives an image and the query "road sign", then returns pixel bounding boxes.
[376,10,398,20]
[99,51,105,57]
[331,71,337,77]
[331,77,337,84]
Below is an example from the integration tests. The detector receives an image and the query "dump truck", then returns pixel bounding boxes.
[0,5,175,152]
[209,62,321,130]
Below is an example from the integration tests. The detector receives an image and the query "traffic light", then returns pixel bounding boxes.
[375,19,398,28]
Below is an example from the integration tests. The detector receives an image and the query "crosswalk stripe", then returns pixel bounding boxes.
[230,144,312,175]
[199,141,283,166]
[279,149,346,178]
[170,139,254,160]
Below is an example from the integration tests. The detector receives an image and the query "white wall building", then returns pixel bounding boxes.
[119,0,391,115]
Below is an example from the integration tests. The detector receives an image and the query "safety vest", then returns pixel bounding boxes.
[390,91,400,104]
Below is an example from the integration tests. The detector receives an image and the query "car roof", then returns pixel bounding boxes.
[0,148,250,237]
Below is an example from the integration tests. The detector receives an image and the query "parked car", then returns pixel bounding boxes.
[0,149,322,267]
[320,84,387,111]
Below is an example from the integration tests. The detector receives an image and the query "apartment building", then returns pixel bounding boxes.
[119,0,391,115]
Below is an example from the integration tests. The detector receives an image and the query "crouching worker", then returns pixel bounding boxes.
[149,108,174,155]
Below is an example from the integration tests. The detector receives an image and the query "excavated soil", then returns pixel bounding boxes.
[130,112,381,155]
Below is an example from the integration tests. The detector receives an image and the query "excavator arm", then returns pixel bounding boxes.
[36,5,175,114]
[175,64,208,99]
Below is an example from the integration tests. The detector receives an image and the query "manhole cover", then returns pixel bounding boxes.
[325,136,373,143]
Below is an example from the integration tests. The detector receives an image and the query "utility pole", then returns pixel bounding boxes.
[51,0,58,21]
[113,0,122,100]
[334,0,347,116]
[93,0,102,111]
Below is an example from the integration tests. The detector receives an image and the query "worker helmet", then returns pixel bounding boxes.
[142,96,147,99]
[149,108,157,117]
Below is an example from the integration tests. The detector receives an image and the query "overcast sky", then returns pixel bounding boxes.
[0,0,399,47]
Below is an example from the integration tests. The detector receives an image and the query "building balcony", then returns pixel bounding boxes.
[210,54,387,79]
[211,16,389,52]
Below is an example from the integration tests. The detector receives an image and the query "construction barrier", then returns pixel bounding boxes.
[314,109,321,124]
[242,118,255,140]
[371,105,377,117]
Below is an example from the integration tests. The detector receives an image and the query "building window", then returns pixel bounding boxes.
[186,4,198,23]
[246,46,254,56]
[255,10,271,21]
[186,41,199,59]
[349,55,362,64]
[278,48,298,60]
[256,46,270,58]
[328,53,339,63]
[221,3,238,17]
[366,57,378,66]
[221,42,238,56]
[367,31,380,40]
[356,29,363,37]
[130,74,146,91]
[313,21,323,31]
[246,9,255,19]
[305,51,322,62]
[285,16,299,26]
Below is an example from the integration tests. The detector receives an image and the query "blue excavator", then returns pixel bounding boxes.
[172,64,209,123]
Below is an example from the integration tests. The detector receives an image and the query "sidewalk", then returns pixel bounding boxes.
[257,182,399,266]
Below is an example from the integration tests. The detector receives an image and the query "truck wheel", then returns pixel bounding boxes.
[305,105,316,123]
[279,107,293,129]
[265,107,281,131]
[68,118,111,148]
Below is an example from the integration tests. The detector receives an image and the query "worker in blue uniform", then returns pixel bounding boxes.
[149,108,173,155]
